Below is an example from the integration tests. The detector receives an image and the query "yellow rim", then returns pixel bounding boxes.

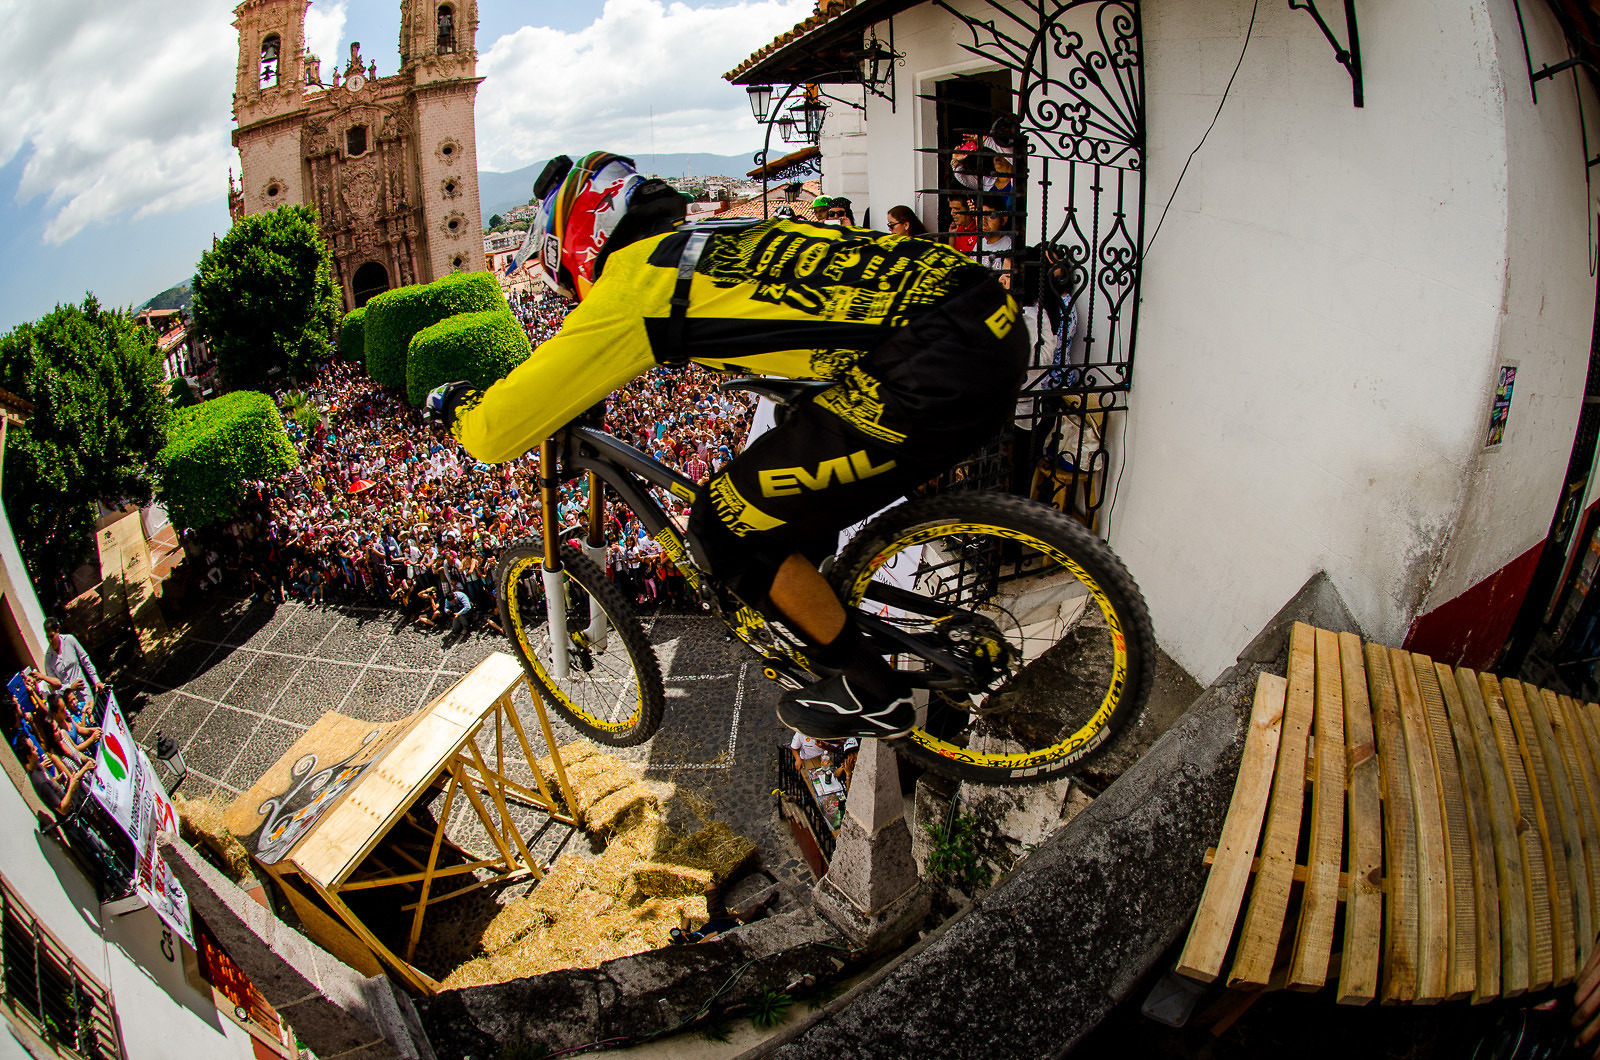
[504,553,643,735]
[847,522,1129,775]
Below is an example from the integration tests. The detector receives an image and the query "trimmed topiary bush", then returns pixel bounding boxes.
[155,391,299,529]
[363,271,505,388]
[339,306,366,361]
[406,309,532,406]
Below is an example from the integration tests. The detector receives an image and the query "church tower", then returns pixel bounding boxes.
[230,0,485,312]
[400,0,485,278]
[231,0,309,215]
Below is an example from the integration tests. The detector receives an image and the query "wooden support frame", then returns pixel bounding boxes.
[247,653,583,995]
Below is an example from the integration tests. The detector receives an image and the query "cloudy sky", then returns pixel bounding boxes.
[0,0,808,330]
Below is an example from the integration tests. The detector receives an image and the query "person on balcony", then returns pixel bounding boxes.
[42,617,104,704]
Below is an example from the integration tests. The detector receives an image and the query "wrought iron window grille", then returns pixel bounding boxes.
[918,0,1146,533]
[1286,0,1363,108]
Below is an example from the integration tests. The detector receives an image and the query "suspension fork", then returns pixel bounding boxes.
[538,439,570,680]
[581,470,610,649]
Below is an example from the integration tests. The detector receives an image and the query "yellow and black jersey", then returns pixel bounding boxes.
[450,217,988,463]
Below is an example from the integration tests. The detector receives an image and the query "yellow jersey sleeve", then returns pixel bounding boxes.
[449,255,665,463]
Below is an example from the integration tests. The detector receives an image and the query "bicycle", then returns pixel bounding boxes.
[495,378,1156,787]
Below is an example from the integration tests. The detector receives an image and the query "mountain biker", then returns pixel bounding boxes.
[428,151,1027,742]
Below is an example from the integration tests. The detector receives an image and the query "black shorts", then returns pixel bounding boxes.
[688,278,1028,600]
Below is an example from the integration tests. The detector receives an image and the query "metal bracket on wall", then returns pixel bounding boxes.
[1288,0,1362,108]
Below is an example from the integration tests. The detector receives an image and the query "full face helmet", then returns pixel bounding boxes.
[510,152,684,301]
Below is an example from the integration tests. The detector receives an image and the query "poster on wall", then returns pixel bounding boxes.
[1487,364,1517,447]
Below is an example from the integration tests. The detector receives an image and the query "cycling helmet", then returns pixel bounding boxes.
[510,152,685,300]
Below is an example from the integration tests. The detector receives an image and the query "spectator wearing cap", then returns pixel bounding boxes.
[823,198,855,226]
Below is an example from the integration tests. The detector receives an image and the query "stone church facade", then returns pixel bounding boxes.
[228,0,485,310]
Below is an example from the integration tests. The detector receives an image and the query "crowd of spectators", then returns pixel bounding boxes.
[4,619,106,814]
[187,308,757,633]
[509,289,573,348]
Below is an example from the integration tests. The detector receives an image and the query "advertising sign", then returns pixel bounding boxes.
[100,695,193,948]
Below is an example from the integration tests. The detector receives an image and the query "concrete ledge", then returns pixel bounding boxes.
[737,573,1360,1060]
[417,906,849,1057]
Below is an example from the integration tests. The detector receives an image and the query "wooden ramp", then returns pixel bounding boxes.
[1177,622,1600,1005]
[244,652,583,994]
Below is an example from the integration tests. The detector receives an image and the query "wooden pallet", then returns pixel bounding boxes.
[1176,622,1600,1004]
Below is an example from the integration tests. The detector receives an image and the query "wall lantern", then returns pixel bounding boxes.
[859,34,898,87]
[747,85,774,124]
[793,98,828,140]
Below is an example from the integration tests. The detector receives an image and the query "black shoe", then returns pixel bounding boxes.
[776,674,915,740]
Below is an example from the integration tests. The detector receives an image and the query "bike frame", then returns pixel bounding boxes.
[532,422,984,691]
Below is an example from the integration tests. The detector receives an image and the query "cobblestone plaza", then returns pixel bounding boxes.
[121,595,813,894]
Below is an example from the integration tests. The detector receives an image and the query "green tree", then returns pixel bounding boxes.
[489,213,503,228]
[192,205,341,387]
[155,391,298,530]
[0,297,172,595]
[168,376,198,408]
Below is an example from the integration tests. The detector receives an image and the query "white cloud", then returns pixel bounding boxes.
[305,0,349,75]
[0,0,238,244]
[476,0,810,171]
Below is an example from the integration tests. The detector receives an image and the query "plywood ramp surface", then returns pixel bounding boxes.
[1178,626,1595,1007]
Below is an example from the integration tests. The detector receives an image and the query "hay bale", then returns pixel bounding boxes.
[174,794,253,881]
[535,740,599,779]
[565,757,639,810]
[666,822,758,885]
[527,855,588,920]
[605,807,678,862]
[586,783,659,834]
[631,862,714,899]
[479,897,547,954]
[440,955,500,990]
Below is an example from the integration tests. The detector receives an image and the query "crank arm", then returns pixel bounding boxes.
[856,612,974,689]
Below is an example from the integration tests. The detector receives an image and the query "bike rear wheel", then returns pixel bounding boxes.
[830,492,1155,786]
[497,538,665,746]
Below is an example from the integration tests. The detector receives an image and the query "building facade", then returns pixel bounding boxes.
[229,0,486,310]
[731,0,1600,686]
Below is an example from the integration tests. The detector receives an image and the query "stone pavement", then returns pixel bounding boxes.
[120,595,813,898]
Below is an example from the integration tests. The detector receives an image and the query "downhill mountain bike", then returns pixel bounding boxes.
[495,378,1155,786]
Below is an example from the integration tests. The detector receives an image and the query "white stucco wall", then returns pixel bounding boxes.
[850,0,1598,683]
[0,775,255,1059]
[0,502,252,1057]
[1421,0,1597,609]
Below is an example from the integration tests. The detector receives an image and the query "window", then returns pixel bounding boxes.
[266,183,281,199]
[260,34,280,87]
[447,218,460,231]
[451,255,464,269]
[0,874,119,1059]
[346,125,368,157]
[437,6,456,53]
[443,179,458,197]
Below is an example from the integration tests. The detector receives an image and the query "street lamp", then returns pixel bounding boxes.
[747,84,773,124]
[793,98,827,141]
[154,732,188,793]
[775,114,799,143]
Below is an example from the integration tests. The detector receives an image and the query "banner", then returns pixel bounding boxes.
[99,694,193,948]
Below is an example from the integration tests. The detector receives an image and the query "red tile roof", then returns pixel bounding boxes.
[714,180,824,220]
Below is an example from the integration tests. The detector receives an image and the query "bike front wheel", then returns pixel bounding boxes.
[830,492,1155,786]
[496,538,665,747]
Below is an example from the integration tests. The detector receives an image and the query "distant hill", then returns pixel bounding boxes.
[479,151,760,223]
[136,280,193,315]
